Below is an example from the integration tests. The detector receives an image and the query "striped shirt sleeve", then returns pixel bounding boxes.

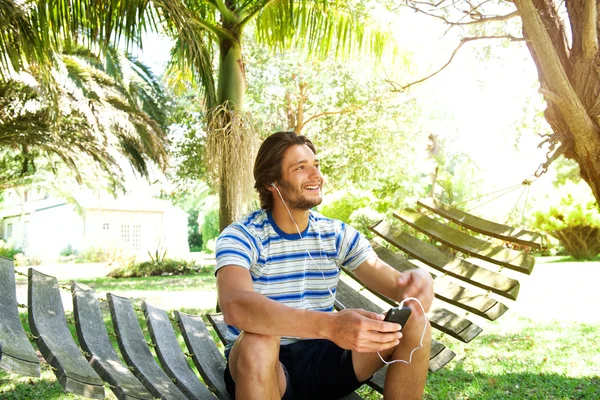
[215,224,257,273]
[338,223,376,271]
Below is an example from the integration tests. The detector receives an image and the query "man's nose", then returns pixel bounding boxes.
[309,166,323,180]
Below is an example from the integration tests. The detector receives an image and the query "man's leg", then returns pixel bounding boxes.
[353,311,432,400]
[227,332,287,400]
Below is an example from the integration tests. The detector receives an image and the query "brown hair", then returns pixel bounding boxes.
[254,131,317,210]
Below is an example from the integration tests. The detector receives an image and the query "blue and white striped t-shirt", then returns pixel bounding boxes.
[215,209,375,346]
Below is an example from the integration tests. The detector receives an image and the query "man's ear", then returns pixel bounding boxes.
[265,182,276,192]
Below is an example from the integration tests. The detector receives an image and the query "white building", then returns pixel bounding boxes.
[1,187,189,261]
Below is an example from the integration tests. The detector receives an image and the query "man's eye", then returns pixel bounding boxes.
[296,166,304,170]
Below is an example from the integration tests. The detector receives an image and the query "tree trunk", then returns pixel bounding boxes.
[515,0,600,204]
[216,36,247,231]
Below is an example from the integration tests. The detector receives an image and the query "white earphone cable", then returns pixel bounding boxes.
[273,183,426,365]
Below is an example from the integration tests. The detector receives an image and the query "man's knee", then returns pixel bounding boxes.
[405,312,431,350]
[231,332,281,378]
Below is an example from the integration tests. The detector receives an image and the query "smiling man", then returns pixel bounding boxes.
[215,131,434,400]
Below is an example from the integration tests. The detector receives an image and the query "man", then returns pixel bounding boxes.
[216,131,434,400]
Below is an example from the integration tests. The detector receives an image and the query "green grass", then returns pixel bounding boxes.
[76,273,217,293]
[355,316,600,399]
[3,263,600,399]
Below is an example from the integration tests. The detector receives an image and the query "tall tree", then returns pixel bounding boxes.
[396,0,600,205]
[0,44,168,190]
[24,0,395,230]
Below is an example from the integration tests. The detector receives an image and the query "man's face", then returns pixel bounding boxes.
[276,144,323,210]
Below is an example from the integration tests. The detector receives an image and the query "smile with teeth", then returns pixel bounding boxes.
[303,183,320,190]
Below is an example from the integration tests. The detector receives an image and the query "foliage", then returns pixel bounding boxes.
[396,0,600,205]
[59,244,78,257]
[187,209,203,249]
[76,247,116,263]
[348,207,384,239]
[0,240,21,259]
[244,43,432,211]
[319,190,373,224]
[20,0,401,229]
[167,86,208,183]
[199,198,220,252]
[0,45,169,190]
[533,181,600,260]
[108,257,212,278]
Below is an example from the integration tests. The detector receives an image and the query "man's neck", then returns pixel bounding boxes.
[270,205,310,234]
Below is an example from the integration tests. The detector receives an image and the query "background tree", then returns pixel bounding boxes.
[395,0,600,205]
[27,0,396,230]
[0,44,169,190]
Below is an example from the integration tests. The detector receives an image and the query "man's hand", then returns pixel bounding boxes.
[396,269,434,313]
[328,309,403,353]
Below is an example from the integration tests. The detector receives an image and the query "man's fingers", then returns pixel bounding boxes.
[355,331,402,352]
[351,308,384,321]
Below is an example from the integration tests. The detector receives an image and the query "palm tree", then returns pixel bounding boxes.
[0,43,169,190]
[16,0,395,229]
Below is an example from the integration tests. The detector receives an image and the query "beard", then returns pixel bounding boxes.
[277,178,322,210]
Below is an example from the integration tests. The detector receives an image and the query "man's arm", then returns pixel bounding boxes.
[353,256,434,313]
[216,264,403,352]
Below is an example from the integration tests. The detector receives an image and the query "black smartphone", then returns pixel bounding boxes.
[384,306,412,331]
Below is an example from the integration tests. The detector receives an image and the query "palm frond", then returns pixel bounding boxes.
[155,0,219,109]
[0,0,48,78]
[255,0,395,61]
[166,36,217,109]
[33,0,155,53]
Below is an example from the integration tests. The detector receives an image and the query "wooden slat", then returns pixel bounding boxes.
[143,302,215,400]
[71,282,153,400]
[371,243,509,321]
[370,221,521,300]
[0,258,40,377]
[206,314,228,345]
[28,269,105,399]
[418,198,543,249]
[175,311,231,400]
[339,271,482,343]
[433,277,508,321]
[107,293,188,400]
[395,209,535,275]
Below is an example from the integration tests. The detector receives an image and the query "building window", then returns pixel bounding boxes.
[132,224,141,251]
[103,223,110,230]
[121,224,130,244]
[6,223,12,239]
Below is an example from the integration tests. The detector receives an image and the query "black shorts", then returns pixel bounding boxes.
[223,339,365,400]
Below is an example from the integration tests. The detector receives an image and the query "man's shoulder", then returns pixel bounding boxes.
[310,210,347,231]
[220,209,271,239]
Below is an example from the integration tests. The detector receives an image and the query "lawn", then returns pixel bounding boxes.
[1,258,599,399]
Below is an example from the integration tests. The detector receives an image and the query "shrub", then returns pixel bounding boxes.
[60,244,78,257]
[76,247,113,263]
[319,190,373,223]
[108,257,213,278]
[349,207,384,239]
[533,181,600,260]
[0,240,22,259]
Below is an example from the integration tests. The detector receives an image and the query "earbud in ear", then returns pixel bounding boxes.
[271,183,277,188]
